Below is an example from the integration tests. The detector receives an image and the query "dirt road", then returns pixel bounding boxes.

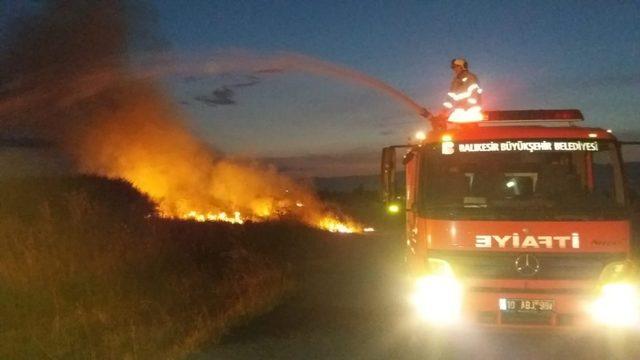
[193,230,640,360]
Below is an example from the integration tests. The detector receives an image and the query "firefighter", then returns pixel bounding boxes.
[442,58,483,123]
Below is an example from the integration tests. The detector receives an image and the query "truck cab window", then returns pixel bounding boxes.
[419,140,625,220]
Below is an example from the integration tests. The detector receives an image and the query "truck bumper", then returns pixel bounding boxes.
[462,289,593,328]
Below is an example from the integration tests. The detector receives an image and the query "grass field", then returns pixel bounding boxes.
[0,176,340,359]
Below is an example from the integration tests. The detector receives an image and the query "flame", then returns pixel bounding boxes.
[183,210,245,224]
[0,2,365,234]
[69,84,362,233]
[317,217,362,234]
[180,209,363,234]
[180,207,362,234]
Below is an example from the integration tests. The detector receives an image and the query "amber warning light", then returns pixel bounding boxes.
[443,109,585,126]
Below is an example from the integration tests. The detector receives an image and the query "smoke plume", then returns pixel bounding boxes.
[0,1,358,231]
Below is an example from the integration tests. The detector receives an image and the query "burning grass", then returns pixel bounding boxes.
[68,84,362,234]
[0,2,362,237]
[0,176,343,358]
[0,4,368,353]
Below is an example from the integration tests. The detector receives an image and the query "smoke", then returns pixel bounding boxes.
[0,1,358,230]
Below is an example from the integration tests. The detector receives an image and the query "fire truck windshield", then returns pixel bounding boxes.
[419,140,626,220]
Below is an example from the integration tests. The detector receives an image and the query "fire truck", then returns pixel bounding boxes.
[381,109,640,328]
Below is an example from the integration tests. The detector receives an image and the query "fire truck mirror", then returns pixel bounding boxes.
[402,151,415,165]
[381,147,396,204]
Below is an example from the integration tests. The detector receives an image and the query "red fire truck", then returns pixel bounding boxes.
[381,109,640,328]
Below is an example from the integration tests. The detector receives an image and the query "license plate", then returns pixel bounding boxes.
[499,298,554,312]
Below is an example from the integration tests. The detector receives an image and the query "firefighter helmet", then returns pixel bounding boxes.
[451,58,468,70]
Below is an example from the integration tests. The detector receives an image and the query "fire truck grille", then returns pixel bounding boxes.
[501,311,553,325]
[428,251,626,280]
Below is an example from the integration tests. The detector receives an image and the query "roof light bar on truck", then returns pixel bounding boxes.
[478,109,584,126]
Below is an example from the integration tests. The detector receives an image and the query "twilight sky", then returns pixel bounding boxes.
[2,1,640,176]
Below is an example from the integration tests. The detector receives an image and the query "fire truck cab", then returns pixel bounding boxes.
[381,109,640,328]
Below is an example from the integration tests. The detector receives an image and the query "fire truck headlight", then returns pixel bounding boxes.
[589,283,640,328]
[410,260,463,325]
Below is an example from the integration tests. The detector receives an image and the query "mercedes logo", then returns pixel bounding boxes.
[514,254,541,276]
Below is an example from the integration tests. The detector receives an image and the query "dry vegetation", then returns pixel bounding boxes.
[0,176,333,359]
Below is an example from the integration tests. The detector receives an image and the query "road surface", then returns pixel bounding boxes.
[193,229,640,359]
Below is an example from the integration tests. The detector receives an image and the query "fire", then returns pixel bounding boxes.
[179,210,363,233]
[180,209,362,233]
[183,210,245,224]
[317,217,362,234]
[0,1,366,235]
[67,88,362,233]
[180,208,362,234]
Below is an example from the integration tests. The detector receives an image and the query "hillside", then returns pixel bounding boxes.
[0,175,337,358]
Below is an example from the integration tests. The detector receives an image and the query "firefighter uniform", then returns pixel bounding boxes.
[443,60,483,123]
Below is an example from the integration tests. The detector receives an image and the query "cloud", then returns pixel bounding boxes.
[194,86,236,107]
[254,68,284,74]
[229,75,260,88]
[192,74,263,107]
